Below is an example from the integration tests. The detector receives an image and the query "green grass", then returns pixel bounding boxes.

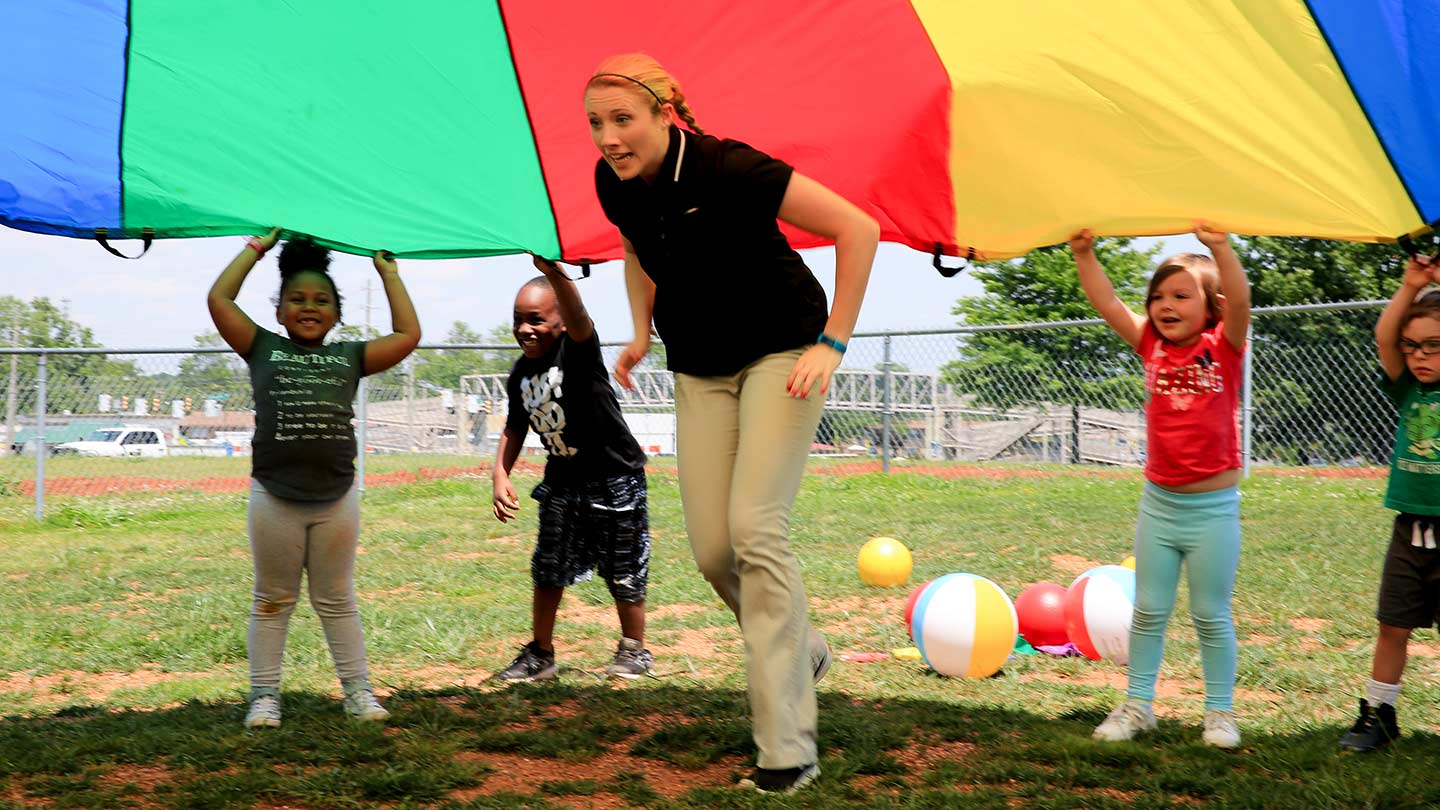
[1,466,1437,807]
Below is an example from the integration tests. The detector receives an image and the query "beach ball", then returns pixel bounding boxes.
[1064,565,1136,663]
[902,579,933,639]
[909,573,1018,678]
[1014,582,1069,647]
[1120,555,1136,570]
[858,536,913,587]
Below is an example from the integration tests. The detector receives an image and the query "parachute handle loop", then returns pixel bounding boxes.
[95,227,154,259]
[933,242,973,278]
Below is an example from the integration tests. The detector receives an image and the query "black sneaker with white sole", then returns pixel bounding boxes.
[493,641,559,682]
[738,763,820,794]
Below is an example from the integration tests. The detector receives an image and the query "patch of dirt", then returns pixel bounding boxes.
[451,741,745,805]
[1297,637,1345,653]
[388,664,495,691]
[441,550,501,561]
[1289,617,1332,633]
[359,585,425,599]
[645,626,741,680]
[0,664,216,707]
[1017,668,1192,712]
[647,603,709,621]
[98,763,174,794]
[2,782,48,809]
[1048,554,1105,577]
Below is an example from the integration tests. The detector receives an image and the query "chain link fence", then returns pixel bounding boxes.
[0,301,1393,517]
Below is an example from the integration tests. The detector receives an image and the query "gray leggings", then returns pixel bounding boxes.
[246,480,371,697]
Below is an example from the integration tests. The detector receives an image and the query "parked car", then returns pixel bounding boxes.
[52,426,169,458]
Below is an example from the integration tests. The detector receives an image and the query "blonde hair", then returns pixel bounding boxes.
[587,54,705,135]
[1147,253,1223,327]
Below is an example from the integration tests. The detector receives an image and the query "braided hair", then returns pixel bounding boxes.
[587,54,705,135]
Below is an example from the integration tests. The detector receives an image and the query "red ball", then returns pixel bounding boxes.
[1014,582,1069,648]
[902,580,931,639]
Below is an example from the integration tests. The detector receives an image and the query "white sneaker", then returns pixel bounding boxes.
[1093,700,1156,742]
[342,687,390,722]
[244,695,281,729]
[1202,710,1240,749]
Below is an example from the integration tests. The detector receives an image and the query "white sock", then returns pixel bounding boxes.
[1367,679,1401,708]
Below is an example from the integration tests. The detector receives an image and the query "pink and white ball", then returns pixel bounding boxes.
[1063,565,1136,664]
[908,573,1018,679]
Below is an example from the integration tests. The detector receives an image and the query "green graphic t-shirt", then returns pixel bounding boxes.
[1381,369,1440,516]
[245,329,367,501]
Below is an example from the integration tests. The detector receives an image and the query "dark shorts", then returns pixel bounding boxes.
[1377,514,1440,629]
[531,471,649,602]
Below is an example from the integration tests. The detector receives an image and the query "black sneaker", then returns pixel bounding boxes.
[492,641,558,682]
[605,637,654,679]
[1339,699,1399,753]
[738,763,820,794]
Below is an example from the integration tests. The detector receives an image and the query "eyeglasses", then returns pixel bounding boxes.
[1398,339,1440,356]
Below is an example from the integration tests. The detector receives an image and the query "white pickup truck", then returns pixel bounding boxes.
[53,426,169,457]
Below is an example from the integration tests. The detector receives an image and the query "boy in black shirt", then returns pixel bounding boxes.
[491,257,652,681]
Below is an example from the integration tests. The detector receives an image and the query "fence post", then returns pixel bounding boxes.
[881,334,892,474]
[1242,322,1254,477]
[358,277,372,493]
[405,354,416,451]
[356,377,368,495]
[34,351,47,520]
[1071,404,1081,464]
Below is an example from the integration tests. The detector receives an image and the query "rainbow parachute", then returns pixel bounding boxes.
[3,1,1436,262]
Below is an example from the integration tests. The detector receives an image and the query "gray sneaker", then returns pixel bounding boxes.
[606,637,654,679]
[342,687,390,722]
[1202,710,1240,749]
[244,694,282,729]
[1093,700,1157,742]
[812,638,833,685]
[493,641,559,682]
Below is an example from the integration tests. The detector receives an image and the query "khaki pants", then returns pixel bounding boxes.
[246,480,371,698]
[674,348,827,768]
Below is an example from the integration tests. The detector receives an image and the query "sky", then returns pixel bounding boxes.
[0,226,1203,349]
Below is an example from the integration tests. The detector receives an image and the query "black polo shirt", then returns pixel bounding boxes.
[594,127,828,377]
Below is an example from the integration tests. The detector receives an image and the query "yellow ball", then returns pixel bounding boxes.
[1120,555,1136,570]
[858,536,913,587]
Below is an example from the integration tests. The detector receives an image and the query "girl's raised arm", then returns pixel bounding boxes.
[362,251,422,375]
[1194,226,1250,351]
[207,228,279,356]
[1070,230,1145,349]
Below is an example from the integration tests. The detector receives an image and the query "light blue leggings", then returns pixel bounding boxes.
[1127,482,1241,711]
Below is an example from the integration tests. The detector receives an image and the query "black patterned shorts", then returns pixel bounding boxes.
[531,471,650,602]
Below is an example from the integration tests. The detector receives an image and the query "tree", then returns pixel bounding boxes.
[1235,237,1409,464]
[174,331,247,396]
[941,239,1158,411]
[0,296,140,416]
[414,322,519,390]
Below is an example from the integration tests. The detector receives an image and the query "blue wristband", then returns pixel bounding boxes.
[816,333,847,355]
